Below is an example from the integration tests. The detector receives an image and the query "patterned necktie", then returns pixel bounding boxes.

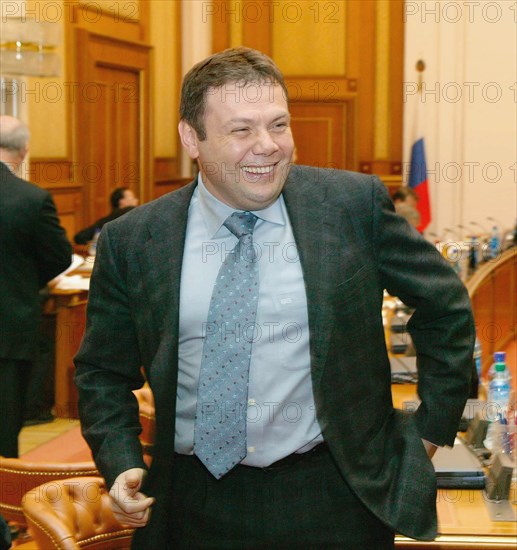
[194,211,259,479]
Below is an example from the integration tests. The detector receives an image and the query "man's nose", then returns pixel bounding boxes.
[251,130,280,155]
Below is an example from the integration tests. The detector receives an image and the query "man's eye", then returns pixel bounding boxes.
[272,123,287,131]
[232,128,249,134]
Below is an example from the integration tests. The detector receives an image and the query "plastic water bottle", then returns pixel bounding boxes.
[486,351,511,388]
[485,354,511,452]
[487,225,500,260]
[489,362,511,415]
[448,243,462,279]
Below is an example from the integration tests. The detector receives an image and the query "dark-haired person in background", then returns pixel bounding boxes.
[0,115,71,457]
[73,187,139,245]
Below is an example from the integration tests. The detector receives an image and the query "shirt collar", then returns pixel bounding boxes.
[196,174,286,239]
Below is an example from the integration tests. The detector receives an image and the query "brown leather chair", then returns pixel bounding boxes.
[0,457,98,530]
[22,476,134,549]
[133,385,155,460]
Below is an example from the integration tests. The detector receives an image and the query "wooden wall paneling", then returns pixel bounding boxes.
[290,102,347,170]
[137,0,150,42]
[355,0,375,174]
[473,277,495,372]
[75,28,152,227]
[354,0,403,183]
[49,188,83,241]
[76,28,95,225]
[154,157,180,198]
[241,0,271,56]
[174,1,183,175]
[389,0,404,175]
[344,0,361,173]
[29,159,81,241]
[94,65,141,217]
[493,259,516,351]
[211,0,231,52]
[52,291,88,419]
[89,68,110,221]
[209,1,404,181]
[68,0,148,42]
[149,0,182,194]
[467,249,517,376]
[29,159,75,187]
[154,177,193,199]
[286,77,356,170]
[345,0,361,80]
[284,77,351,102]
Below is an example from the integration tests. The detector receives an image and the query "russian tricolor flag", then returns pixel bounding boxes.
[408,137,431,233]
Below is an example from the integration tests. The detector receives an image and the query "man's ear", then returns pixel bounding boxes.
[20,145,28,163]
[178,120,200,159]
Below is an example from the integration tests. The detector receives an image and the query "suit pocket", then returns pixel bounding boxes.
[336,263,371,288]
[334,264,379,314]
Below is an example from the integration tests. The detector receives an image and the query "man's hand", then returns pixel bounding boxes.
[109,468,154,528]
[421,438,438,459]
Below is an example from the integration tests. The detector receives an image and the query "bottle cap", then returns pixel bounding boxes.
[494,351,506,363]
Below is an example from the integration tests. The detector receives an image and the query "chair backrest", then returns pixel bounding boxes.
[0,457,98,528]
[22,476,134,550]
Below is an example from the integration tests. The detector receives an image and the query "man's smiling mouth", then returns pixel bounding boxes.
[241,164,276,175]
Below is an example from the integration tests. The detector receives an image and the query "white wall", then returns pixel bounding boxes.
[403,0,516,241]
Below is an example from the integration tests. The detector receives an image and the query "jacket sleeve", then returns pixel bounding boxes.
[34,192,72,286]
[74,224,97,245]
[74,224,147,489]
[372,178,475,446]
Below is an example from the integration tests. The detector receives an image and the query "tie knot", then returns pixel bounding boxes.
[224,211,258,239]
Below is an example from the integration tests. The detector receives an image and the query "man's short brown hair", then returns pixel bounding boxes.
[179,47,288,141]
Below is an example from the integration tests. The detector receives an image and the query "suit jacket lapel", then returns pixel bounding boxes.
[136,182,196,342]
[283,168,342,389]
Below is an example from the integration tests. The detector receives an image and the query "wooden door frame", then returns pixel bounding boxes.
[75,28,153,224]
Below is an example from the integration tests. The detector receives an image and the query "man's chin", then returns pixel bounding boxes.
[240,188,284,211]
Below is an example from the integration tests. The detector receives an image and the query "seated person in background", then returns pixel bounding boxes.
[392,186,421,229]
[74,187,139,244]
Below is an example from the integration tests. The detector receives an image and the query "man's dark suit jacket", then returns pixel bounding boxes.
[0,161,72,360]
[75,166,474,547]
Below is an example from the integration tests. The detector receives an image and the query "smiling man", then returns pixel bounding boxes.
[75,48,474,549]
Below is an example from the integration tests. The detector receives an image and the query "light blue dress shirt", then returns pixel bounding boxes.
[176,176,323,466]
